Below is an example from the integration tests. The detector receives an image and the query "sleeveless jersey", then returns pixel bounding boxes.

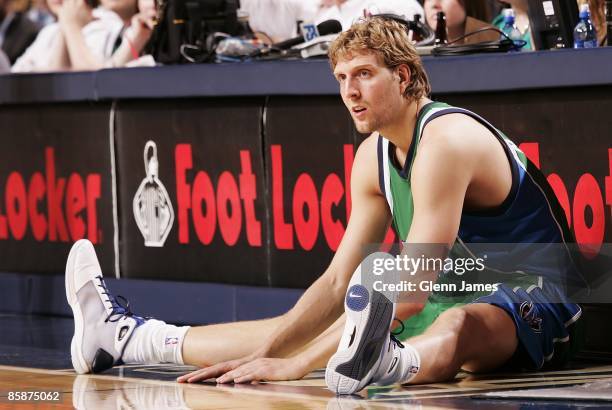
[376,101,586,289]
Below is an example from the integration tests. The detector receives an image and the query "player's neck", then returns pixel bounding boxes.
[381,97,430,153]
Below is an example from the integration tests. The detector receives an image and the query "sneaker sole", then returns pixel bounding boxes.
[326,290,394,395]
[65,240,92,374]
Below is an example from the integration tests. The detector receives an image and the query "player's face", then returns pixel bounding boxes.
[333,52,404,134]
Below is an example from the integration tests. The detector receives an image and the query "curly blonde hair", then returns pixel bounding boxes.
[328,17,431,101]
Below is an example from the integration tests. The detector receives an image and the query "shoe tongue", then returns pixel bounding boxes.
[97,278,119,315]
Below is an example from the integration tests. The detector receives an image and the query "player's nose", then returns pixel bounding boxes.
[342,78,360,100]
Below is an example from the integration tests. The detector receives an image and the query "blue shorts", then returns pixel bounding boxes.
[474,281,582,370]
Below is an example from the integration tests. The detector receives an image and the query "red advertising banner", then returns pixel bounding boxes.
[0,103,116,275]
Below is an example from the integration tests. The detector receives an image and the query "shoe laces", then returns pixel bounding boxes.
[95,275,140,323]
[390,318,405,349]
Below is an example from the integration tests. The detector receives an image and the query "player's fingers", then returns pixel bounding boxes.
[216,368,241,383]
[177,368,213,383]
[177,362,230,383]
[216,361,258,383]
[233,372,258,383]
[233,369,270,383]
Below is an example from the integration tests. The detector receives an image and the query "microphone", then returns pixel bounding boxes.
[273,20,342,50]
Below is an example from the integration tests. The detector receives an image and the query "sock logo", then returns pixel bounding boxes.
[346,285,369,312]
[409,365,419,375]
[165,337,179,345]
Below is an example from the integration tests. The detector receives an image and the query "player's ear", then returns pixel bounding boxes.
[396,64,411,95]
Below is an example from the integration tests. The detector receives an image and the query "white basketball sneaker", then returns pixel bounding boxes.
[326,267,419,395]
[65,239,145,374]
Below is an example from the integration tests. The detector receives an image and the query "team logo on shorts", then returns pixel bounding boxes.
[346,285,369,312]
[133,141,175,247]
[519,301,543,333]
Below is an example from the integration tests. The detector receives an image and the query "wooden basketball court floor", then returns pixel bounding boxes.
[2,313,612,409]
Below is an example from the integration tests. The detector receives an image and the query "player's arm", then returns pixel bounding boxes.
[397,122,478,310]
[214,314,347,383]
[407,126,474,245]
[209,125,481,383]
[256,133,391,358]
[178,134,391,383]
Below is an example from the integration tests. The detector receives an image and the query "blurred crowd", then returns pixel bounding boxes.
[0,0,607,73]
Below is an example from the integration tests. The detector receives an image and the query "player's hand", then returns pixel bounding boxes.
[176,355,255,383]
[216,357,308,383]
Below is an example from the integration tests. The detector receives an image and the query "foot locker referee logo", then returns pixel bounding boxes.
[133,141,174,247]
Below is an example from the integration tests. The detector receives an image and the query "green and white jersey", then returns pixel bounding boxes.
[377,102,585,338]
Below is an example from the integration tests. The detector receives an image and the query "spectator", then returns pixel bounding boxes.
[316,0,424,30]
[424,0,498,45]
[492,0,532,50]
[240,0,424,44]
[11,0,125,72]
[0,0,40,64]
[240,0,319,43]
[578,0,606,45]
[106,0,156,67]
[26,0,55,27]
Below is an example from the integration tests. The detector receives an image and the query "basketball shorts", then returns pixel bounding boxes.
[395,280,583,370]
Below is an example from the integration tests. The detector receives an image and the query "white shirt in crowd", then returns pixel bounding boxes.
[11,7,124,73]
[240,0,319,42]
[316,0,424,30]
[241,0,424,42]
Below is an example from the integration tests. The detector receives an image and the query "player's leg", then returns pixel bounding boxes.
[404,303,517,384]
[66,239,287,373]
[181,315,285,367]
[324,265,519,394]
[326,299,517,393]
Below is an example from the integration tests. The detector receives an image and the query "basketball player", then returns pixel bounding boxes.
[65,17,584,394]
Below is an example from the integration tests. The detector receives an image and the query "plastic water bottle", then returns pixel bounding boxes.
[574,4,598,48]
[500,9,522,50]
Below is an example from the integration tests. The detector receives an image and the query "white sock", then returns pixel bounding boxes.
[376,341,421,386]
[122,319,190,365]
[398,343,421,383]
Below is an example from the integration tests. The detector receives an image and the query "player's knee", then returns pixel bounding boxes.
[437,307,471,333]
[434,307,477,351]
